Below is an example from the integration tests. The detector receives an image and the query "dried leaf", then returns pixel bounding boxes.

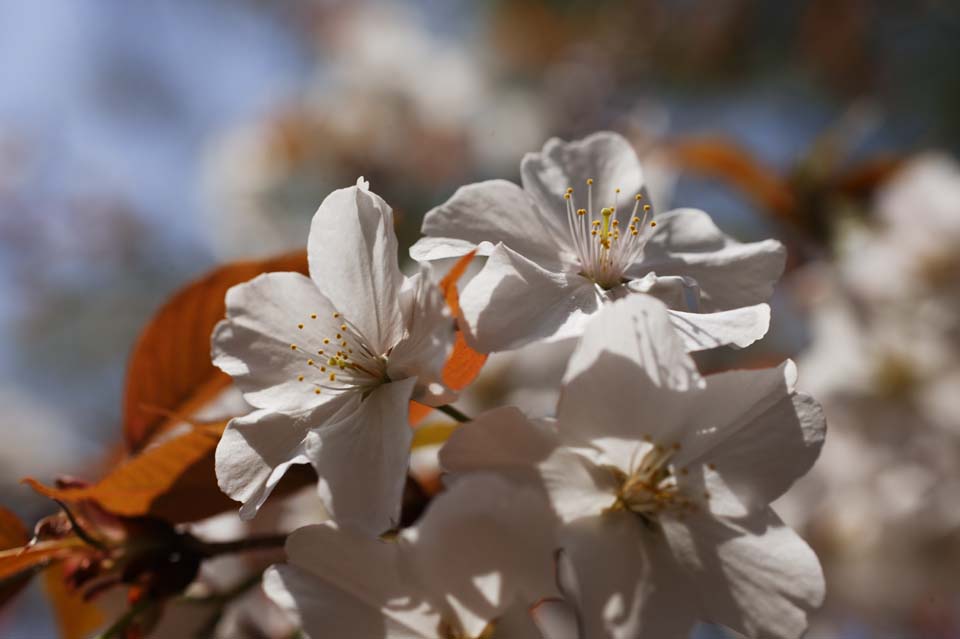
[24,424,226,524]
[44,563,106,639]
[123,252,309,453]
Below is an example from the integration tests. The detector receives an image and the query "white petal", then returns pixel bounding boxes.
[557,513,654,639]
[557,295,702,469]
[308,184,405,354]
[215,401,354,520]
[439,407,558,474]
[263,565,436,639]
[459,243,601,353]
[388,265,455,404]
[409,474,560,637]
[661,507,824,639]
[667,303,771,351]
[689,392,826,511]
[539,448,619,523]
[274,524,442,638]
[212,272,342,412]
[305,378,417,536]
[670,361,803,469]
[413,179,569,270]
[409,236,497,261]
[639,208,787,311]
[521,132,645,228]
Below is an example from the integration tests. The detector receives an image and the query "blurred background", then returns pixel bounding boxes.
[1,0,958,637]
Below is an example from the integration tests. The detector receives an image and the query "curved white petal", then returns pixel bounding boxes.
[409,474,560,637]
[558,513,655,639]
[409,236,497,261]
[690,392,826,511]
[667,303,771,351]
[212,272,343,412]
[638,208,787,311]
[308,183,405,355]
[660,506,824,639]
[539,448,619,523]
[215,399,355,520]
[439,407,558,474]
[388,265,455,404]
[413,179,569,270]
[459,243,601,353]
[305,378,417,537]
[271,523,441,638]
[557,296,703,469]
[521,132,646,232]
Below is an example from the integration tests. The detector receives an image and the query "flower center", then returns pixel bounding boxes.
[562,178,658,289]
[439,620,496,639]
[605,438,700,522]
[289,311,389,397]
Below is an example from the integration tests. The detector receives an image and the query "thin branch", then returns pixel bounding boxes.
[54,499,109,551]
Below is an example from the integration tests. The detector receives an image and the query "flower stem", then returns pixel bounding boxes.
[183,533,288,558]
[436,404,472,423]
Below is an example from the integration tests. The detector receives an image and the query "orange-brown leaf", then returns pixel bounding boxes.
[24,424,225,523]
[44,563,106,639]
[0,507,28,550]
[409,252,488,426]
[669,138,797,220]
[0,507,34,608]
[0,539,82,582]
[123,251,309,453]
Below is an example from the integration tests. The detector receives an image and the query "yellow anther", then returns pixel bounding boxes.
[612,220,619,226]
[631,229,639,236]
[650,221,657,227]
[615,188,621,193]
[643,204,651,212]
[577,208,586,216]
[310,313,317,319]
[290,344,298,350]
[591,230,598,236]
[297,323,304,329]
[297,375,304,382]
[335,333,342,339]
[307,359,314,366]
[314,389,321,395]
[340,324,347,331]
[586,178,594,185]
[566,187,574,194]
[321,366,326,372]
[341,340,348,347]
[632,216,640,223]
[317,349,324,355]
[333,312,340,318]
[635,193,642,201]
[323,338,330,344]
[563,193,571,200]
[329,373,336,381]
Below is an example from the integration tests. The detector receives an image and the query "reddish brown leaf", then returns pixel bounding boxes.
[123,251,309,453]
[24,424,226,524]
[669,138,797,221]
[0,507,34,608]
[43,563,106,639]
[0,539,82,582]
[0,507,28,550]
[410,252,488,426]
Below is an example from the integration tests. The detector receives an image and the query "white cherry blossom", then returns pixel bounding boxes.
[410,131,784,353]
[212,178,455,534]
[263,474,563,639]
[440,295,826,639]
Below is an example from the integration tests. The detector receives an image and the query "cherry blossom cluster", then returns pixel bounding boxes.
[211,132,827,638]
